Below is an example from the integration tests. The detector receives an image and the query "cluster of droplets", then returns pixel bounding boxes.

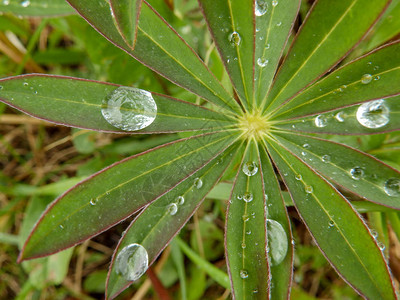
[167,194,187,216]
[115,243,149,281]
[2,0,31,6]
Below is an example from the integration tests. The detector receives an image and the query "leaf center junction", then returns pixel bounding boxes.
[238,111,270,141]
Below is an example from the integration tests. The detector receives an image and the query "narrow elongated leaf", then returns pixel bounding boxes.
[255,0,300,108]
[271,132,400,209]
[271,41,400,120]
[110,0,142,48]
[0,0,75,16]
[0,75,235,133]
[106,143,243,299]
[266,138,396,300]
[264,0,390,112]
[19,131,240,261]
[259,145,293,300]
[199,0,254,109]
[226,140,270,298]
[274,94,400,135]
[67,0,241,114]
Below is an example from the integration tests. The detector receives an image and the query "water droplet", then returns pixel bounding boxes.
[242,161,258,176]
[253,289,259,294]
[242,214,249,222]
[255,0,268,16]
[361,74,372,84]
[59,224,64,229]
[350,167,364,180]
[193,178,203,189]
[241,242,246,249]
[266,219,288,265]
[243,192,253,203]
[276,21,282,27]
[305,185,313,194]
[314,115,327,127]
[334,111,345,122]
[265,43,270,49]
[239,269,248,279]
[384,178,400,197]
[257,57,269,67]
[176,196,185,205]
[90,198,99,206]
[3,0,10,5]
[23,82,28,86]
[115,244,149,281]
[167,203,178,215]
[246,230,252,235]
[370,229,378,238]
[295,174,302,181]
[321,155,331,163]
[272,0,278,7]
[229,31,241,46]
[328,220,334,227]
[303,143,311,149]
[356,99,389,129]
[21,0,30,7]
[374,75,380,81]
[264,193,268,200]
[237,194,243,200]
[378,242,385,251]
[0,86,3,90]
[101,87,157,131]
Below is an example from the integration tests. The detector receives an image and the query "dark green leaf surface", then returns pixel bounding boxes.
[19,131,240,261]
[199,0,254,110]
[67,0,241,114]
[266,138,396,300]
[264,0,390,113]
[0,0,75,16]
[226,141,269,298]
[255,0,300,108]
[272,132,400,209]
[110,0,142,48]
[259,145,293,300]
[271,41,400,120]
[0,75,235,133]
[106,143,243,299]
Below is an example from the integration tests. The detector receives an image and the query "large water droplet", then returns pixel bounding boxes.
[356,99,389,129]
[239,269,248,279]
[229,31,241,46]
[242,161,258,176]
[361,74,372,84]
[384,178,400,197]
[350,167,364,180]
[167,203,178,215]
[266,219,288,266]
[101,87,157,131]
[193,178,203,189]
[255,0,268,16]
[257,57,269,67]
[115,244,149,281]
[243,192,253,203]
[314,115,327,128]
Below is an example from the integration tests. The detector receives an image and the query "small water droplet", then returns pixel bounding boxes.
[193,178,203,189]
[314,115,327,127]
[265,43,270,49]
[361,74,372,84]
[101,87,157,131]
[272,0,278,7]
[301,151,306,156]
[246,230,252,235]
[243,192,253,203]
[370,229,378,238]
[350,167,364,180]
[303,143,311,149]
[0,86,3,90]
[253,289,259,294]
[266,219,288,265]
[295,174,302,181]
[328,220,334,227]
[3,0,10,5]
[21,0,30,7]
[241,242,246,249]
[255,0,268,16]
[264,193,268,200]
[334,111,345,122]
[229,31,241,46]
[59,224,64,229]
[167,203,178,215]
[237,194,243,200]
[239,269,248,279]
[242,214,249,222]
[242,161,258,176]
[321,155,331,163]
[176,196,185,205]
[356,99,389,129]
[23,82,28,86]
[276,21,282,27]
[116,243,149,281]
[384,178,400,197]
[90,198,99,206]
[257,57,269,67]
[305,185,313,194]
[374,75,380,81]
[378,242,385,251]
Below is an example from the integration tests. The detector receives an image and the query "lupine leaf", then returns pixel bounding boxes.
[264,0,390,113]
[18,131,240,261]
[106,143,243,299]
[0,75,235,133]
[266,138,397,300]
[0,0,74,16]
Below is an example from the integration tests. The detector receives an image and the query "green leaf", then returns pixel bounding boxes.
[259,145,293,300]
[110,0,142,48]
[226,140,270,298]
[106,144,241,299]
[199,0,254,109]
[264,0,390,113]
[67,0,241,114]
[271,132,400,209]
[255,0,300,109]
[19,131,240,261]
[0,75,235,133]
[0,0,75,16]
[266,138,397,300]
[271,41,400,121]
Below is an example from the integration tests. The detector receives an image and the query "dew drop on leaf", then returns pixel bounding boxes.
[321,155,331,163]
[361,74,372,84]
[257,57,269,67]
[334,111,345,122]
[328,220,334,227]
[193,178,203,189]
[239,269,248,279]
[90,198,99,206]
[242,161,258,176]
[255,0,268,16]
[350,167,364,180]
[176,196,185,205]
[229,31,241,46]
[295,174,302,181]
[314,115,327,127]
[115,243,149,281]
[266,219,288,266]
[243,192,253,203]
[356,99,389,129]
[167,203,178,215]
[101,87,157,131]
[21,0,30,7]
[378,242,385,251]
[272,0,278,7]
[384,178,400,197]
[305,185,313,194]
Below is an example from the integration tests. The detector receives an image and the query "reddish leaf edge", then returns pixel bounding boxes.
[17,130,240,263]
